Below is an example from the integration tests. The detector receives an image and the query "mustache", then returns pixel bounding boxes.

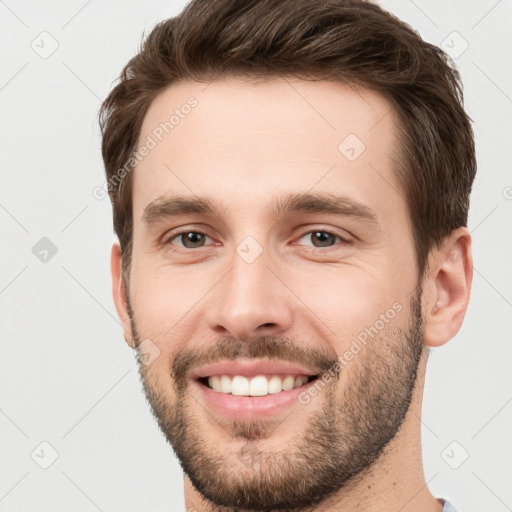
[171,335,339,387]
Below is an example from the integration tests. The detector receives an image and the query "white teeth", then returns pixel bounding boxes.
[249,375,268,396]
[282,375,295,391]
[210,376,221,392]
[231,376,250,396]
[294,376,305,388]
[206,374,311,396]
[220,375,231,393]
[268,375,283,394]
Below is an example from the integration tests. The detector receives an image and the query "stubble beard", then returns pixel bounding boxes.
[129,288,425,511]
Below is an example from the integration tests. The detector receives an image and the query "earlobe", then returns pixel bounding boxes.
[111,242,135,348]
[422,228,473,348]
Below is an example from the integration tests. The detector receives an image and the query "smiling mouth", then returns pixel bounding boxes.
[197,374,319,397]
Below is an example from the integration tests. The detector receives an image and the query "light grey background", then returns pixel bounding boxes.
[0,1,511,511]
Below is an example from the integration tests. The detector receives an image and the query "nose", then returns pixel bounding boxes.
[206,249,293,341]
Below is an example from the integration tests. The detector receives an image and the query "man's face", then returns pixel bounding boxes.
[124,78,425,510]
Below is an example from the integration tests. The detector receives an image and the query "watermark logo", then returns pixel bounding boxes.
[237,444,262,470]
[298,301,403,405]
[236,236,264,264]
[135,338,161,366]
[93,97,198,200]
[441,31,469,60]
[31,31,59,60]
[338,133,366,161]
[440,440,469,469]
[31,441,59,469]
[32,237,58,263]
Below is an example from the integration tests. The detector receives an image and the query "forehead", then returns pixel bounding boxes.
[132,77,405,224]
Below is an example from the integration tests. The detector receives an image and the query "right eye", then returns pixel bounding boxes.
[164,230,214,250]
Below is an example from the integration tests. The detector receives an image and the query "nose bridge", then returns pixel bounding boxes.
[206,236,292,340]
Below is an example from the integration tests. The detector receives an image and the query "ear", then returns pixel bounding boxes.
[422,227,473,348]
[111,242,135,348]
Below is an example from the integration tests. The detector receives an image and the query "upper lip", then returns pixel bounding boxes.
[190,359,320,379]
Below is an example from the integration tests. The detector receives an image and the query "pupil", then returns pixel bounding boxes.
[314,231,334,247]
[184,232,204,248]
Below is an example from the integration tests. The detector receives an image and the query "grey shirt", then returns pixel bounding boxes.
[441,498,459,511]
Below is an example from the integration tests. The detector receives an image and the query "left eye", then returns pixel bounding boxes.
[296,230,345,248]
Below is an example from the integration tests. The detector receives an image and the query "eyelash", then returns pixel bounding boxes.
[163,227,351,252]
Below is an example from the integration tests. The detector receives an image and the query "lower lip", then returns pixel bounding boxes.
[192,378,319,420]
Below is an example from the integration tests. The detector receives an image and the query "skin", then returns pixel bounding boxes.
[111,77,473,511]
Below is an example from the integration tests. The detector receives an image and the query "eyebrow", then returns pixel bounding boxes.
[142,192,379,227]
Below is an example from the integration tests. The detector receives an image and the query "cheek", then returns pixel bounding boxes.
[131,262,199,319]
[129,268,209,357]
[288,264,405,328]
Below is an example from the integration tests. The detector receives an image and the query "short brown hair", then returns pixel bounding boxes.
[99,0,476,283]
